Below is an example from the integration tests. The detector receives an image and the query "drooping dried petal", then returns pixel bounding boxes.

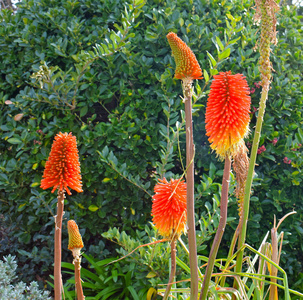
[152,178,187,238]
[167,32,202,81]
[41,132,83,195]
[67,220,84,250]
[205,71,251,159]
[233,140,250,220]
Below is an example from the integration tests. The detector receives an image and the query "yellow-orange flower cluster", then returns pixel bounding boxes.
[41,132,83,195]
[67,220,84,250]
[205,71,251,159]
[152,178,187,238]
[166,32,202,81]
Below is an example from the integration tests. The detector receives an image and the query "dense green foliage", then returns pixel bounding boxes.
[0,0,302,294]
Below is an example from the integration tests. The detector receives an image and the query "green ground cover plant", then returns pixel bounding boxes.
[0,0,302,297]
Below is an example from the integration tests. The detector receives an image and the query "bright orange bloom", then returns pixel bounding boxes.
[152,178,187,238]
[205,71,251,158]
[41,132,83,195]
[166,32,202,80]
[67,220,84,250]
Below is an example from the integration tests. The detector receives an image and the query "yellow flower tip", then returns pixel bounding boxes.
[166,32,203,81]
[40,132,83,195]
[151,178,187,239]
[67,220,84,251]
[205,71,251,159]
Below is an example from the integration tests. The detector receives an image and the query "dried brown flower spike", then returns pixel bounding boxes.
[254,0,279,90]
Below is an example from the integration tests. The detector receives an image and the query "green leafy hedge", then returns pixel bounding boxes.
[0,0,302,290]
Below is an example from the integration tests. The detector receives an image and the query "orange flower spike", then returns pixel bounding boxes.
[152,178,187,238]
[41,132,83,195]
[67,220,84,251]
[205,71,251,159]
[166,32,202,81]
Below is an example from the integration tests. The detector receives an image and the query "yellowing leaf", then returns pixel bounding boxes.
[130,207,135,215]
[77,203,85,209]
[32,163,38,170]
[88,205,99,212]
[146,271,157,278]
[30,182,40,187]
[146,287,157,300]
[18,203,26,209]
[103,178,111,183]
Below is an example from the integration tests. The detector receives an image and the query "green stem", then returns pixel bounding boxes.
[54,190,65,300]
[183,79,199,300]
[235,87,268,274]
[219,222,240,287]
[199,156,231,300]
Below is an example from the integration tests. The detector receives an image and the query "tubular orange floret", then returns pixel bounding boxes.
[151,178,187,239]
[205,71,251,159]
[67,220,84,250]
[40,132,83,195]
[166,32,202,81]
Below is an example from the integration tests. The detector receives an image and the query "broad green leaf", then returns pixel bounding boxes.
[218,47,231,60]
[216,36,224,51]
[7,137,22,144]
[207,51,217,67]
[203,69,210,83]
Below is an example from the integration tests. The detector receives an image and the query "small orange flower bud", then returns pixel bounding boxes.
[166,32,202,81]
[67,220,84,251]
[152,178,187,238]
[41,132,83,195]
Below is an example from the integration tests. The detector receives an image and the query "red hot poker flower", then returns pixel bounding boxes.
[41,132,83,195]
[152,178,187,238]
[205,71,251,159]
[166,32,202,81]
[67,220,84,251]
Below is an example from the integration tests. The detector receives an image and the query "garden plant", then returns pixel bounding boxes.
[0,0,303,299]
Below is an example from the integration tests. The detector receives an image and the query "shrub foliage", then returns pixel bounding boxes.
[0,0,302,290]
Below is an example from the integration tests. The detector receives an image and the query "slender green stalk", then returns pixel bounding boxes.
[54,190,65,300]
[219,223,240,287]
[235,0,279,288]
[199,156,231,300]
[163,238,177,300]
[235,87,268,273]
[183,79,199,300]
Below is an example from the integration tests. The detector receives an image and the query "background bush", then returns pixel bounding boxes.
[0,0,302,292]
[0,254,52,299]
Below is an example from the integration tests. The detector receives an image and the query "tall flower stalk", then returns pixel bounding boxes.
[200,72,251,300]
[235,0,279,275]
[67,220,85,300]
[167,32,202,300]
[152,177,187,299]
[41,132,82,300]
